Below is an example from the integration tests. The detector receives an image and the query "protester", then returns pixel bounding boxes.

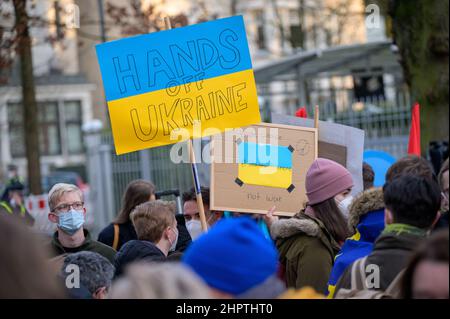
[182,217,286,298]
[385,155,435,183]
[264,158,352,293]
[363,162,375,190]
[98,180,156,251]
[435,158,449,230]
[109,262,212,299]
[399,230,449,299]
[183,186,223,240]
[0,179,35,226]
[326,187,385,297]
[61,251,115,299]
[46,183,116,263]
[334,175,442,297]
[114,200,179,277]
[0,214,65,298]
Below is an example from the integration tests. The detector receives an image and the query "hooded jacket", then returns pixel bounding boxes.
[270,213,341,294]
[48,229,116,264]
[114,240,166,277]
[333,224,428,297]
[326,187,385,298]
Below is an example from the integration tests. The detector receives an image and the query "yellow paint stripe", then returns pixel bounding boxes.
[238,164,292,189]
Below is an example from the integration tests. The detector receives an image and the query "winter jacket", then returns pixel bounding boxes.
[326,188,385,298]
[114,240,166,277]
[333,224,428,297]
[270,213,341,294]
[98,214,192,252]
[48,229,116,264]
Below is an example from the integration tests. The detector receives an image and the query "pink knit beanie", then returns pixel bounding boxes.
[305,158,353,205]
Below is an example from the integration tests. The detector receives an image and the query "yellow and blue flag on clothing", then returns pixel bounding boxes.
[326,209,385,298]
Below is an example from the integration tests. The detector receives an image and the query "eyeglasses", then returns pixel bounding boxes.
[52,201,84,213]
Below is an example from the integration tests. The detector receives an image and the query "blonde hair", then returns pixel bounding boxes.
[109,262,211,299]
[130,200,176,243]
[48,183,83,212]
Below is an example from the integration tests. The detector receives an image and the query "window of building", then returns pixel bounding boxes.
[64,100,83,154]
[289,9,303,49]
[38,101,61,156]
[7,99,83,158]
[255,10,266,50]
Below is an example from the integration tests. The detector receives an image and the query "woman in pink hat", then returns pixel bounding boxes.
[265,158,353,294]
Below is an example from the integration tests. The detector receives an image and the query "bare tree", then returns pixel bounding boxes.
[10,0,41,194]
[270,0,286,52]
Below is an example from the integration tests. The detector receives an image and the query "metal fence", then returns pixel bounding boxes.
[258,77,412,160]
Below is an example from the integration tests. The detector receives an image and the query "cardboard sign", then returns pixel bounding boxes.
[96,16,261,155]
[271,113,365,195]
[210,123,318,217]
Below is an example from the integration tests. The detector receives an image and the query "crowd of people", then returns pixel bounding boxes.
[0,155,448,299]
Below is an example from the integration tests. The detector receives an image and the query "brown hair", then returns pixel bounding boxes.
[311,198,351,243]
[399,230,449,299]
[114,180,156,224]
[438,158,449,189]
[363,162,375,190]
[0,214,66,298]
[130,200,176,243]
[183,186,210,205]
[385,155,435,183]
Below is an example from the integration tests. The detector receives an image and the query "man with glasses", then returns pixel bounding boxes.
[47,183,116,263]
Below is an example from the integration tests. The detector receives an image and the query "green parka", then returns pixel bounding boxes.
[270,213,341,293]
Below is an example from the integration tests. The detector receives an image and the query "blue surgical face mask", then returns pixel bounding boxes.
[58,209,85,235]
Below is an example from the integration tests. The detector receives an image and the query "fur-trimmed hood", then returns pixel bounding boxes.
[270,216,320,240]
[347,187,384,229]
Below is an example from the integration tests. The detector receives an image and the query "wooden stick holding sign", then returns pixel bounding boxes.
[314,105,319,129]
[163,16,208,232]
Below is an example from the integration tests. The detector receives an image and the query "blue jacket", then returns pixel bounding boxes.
[326,188,385,298]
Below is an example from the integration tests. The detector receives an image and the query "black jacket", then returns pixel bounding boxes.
[98,215,192,252]
[98,220,137,251]
[114,240,166,277]
[175,214,192,252]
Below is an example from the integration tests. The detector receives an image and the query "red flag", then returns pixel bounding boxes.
[295,107,308,118]
[408,103,421,156]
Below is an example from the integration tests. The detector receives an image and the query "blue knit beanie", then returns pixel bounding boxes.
[182,217,278,295]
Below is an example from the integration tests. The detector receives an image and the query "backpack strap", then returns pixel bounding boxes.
[350,256,368,290]
[112,224,120,251]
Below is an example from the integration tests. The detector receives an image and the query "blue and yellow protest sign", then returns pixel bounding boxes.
[96,16,261,155]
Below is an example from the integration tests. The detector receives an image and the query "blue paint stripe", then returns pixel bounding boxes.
[96,16,252,102]
[238,142,292,168]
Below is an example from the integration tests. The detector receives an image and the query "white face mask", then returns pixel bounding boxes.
[186,220,203,241]
[336,195,354,218]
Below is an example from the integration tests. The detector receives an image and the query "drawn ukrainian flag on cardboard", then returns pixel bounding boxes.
[95,16,261,155]
[236,142,295,192]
